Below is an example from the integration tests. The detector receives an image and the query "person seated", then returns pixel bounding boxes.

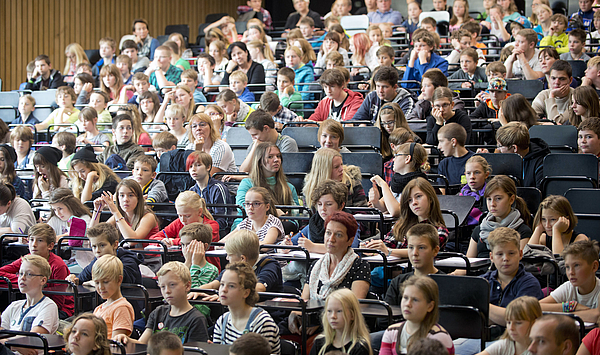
[91,255,134,339]
[448,48,488,91]
[407,69,465,124]
[505,29,544,79]
[259,92,299,130]
[540,14,569,54]
[147,332,184,355]
[92,37,117,77]
[0,183,35,237]
[180,69,207,103]
[470,78,509,121]
[25,54,65,91]
[121,39,150,73]
[402,32,449,89]
[529,314,579,355]
[12,95,39,126]
[221,42,266,94]
[116,55,133,85]
[368,0,403,26]
[559,29,590,61]
[446,29,485,66]
[69,146,120,202]
[284,0,324,32]
[273,67,304,117]
[426,87,472,146]
[10,126,36,170]
[229,70,255,103]
[400,1,422,35]
[307,68,364,122]
[284,46,315,104]
[237,0,273,30]
[533,60,575,123]
[436,123,474,187]
[35,86,80,132]
[578,117,600,158]
[99,114,145,170]
[144,45,182,93]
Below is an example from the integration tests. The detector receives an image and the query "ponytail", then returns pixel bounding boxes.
[0,183,16,205]
[514,196,531,227]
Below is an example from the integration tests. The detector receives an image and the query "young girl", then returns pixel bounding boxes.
[76,107,111,152]
[209,40,229,76]
[529,0,550,27]
[116,105,152,146]
[64,43,89,83]
[291,38,318,66]
[374,103,413,160]
[315,32,350,74]
[349,33,379,77]
[164,40,190,71]
[64,313,111,355]
[158,102,188,147]
[311,289,373,355]
[168,32,193,59]
[90,179,159,241]
[366,178,448,258]
[247,40,276,90]
[571,86,600,127]
[427,87,471,146]
[285,46,315,103]
[528,195,588,254]
[48,188,93,269]
[10,126,36,170]
[99,64,133,109]
[35,86,80,132]
[478,296,542,355]
[367,25,389,47]
[204,104,228,140]
[32,146,69,199]
[139,91,161,126]
[185,113,237,174]
[369,143,430,217]
[466,175,532,259]
[225,187,284,245]
[70,146,120,202]
[380,276,455,355]
[449,0,472,32]
[0,144,27,198]
[400,2,421,36]
[215,89,254,126]
[379,23,393,41]
[459,155,492,226]
[213,261,280,354]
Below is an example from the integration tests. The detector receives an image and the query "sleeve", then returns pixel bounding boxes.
[406,99,426,121]
[252,312,280,355]
[344,96,365,122]
[292,225,309,244]
[149,220,180,241]
[401,65,420,88]
[257,260,283,292]
[235,179,253,211]
[126,149,145,170]
[221,70,231,86]
[469,103,486,120]
[384,276,401,306]
[549,281,570,302]
[121,254,142,285]
[379,328,399,355]
[190,264,219,288]
[212,315,225,344]
[531,92,546,118]
[0,260,21,284]
[91,178,118,200]
[350,183,368,207]
[280,137,298,153]
[149,38,160,61]
[307,100,329,121]
[539,36,555,48]
[77,90,90,105]
[352,259,371,284]
[285,14,296,30]
[249,63,266,92]
[352,97,372,122]
[78,261,94,283]
[397,95,415,118]
[458,114,473,144]
[49,73,66,89]
[517,274,544,300]
[583,328,600,354]
[290,183,300,205]
[0,303,14,329]
[145,306,160,331]
[110,304,134,334]
[446,50,461,64]
[448,71,463,90]
[10,200,35,235]
[146,180,168,203]
[426,116,442,145]
[186,312,209,342]
[483,338,505,355]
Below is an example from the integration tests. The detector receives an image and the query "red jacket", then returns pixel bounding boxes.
[308,89,364,122]
[149,216,221,271]
[0,252,74,316]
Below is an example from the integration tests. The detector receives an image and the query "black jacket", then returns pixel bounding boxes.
[426,109,472,145]
[78,248,144,284]
[25,69,65,91]
[523,137,551,189]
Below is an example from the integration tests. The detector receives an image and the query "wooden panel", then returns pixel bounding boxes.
[0,0,244,91]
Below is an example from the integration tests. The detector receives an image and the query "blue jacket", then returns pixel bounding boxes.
[92,56,116,77]
[12,113,40,126]
[237,87,256,103]
[402,52,448,89]
[190,178,234,237]
[352,88,415,123]
[570,9,594,31]
[483,264,544,307]
[294,64,315,102]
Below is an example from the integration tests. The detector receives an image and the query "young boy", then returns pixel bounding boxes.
[376,46,396,69]
[299,17,317,44]
[274,67,303,116]
[92,254,135,339]
[116,55,134,84]
[505,29,544,79]
[127,72,155,105]
[229,70,255,103]
[147,332,184,355]
[402,31,449,89]
[355,66,415,123]
[164,103,189,147]
[462,21,488,54]
[101,114,145,170]
[420,17,437,33]
[113,261,209,344]
[448,48,488,90]
[229,333,272,355]
[52,131,78,170]
[474,61,507,106]
[495,122,550,189]
[469,78,509,120]
[578,117,600,157]
[406,68,465,121]
[25,54,65,91]
[560,29,590,61]
[179,223,218,318]
[35,86,80,131]
[13,95,39,125]
[152,131,178,170]
[436,123,474,186]
[67,223,143,286]
[446,29,485,66]
[540,239,600,323]
[75,107,111,152]
[187,151,232,236]
[180,69,207,103]
[532,60,574,124]
[144,45,182,93]
[0,224,73,318]
[93,37,117,77]
[259,92,299,130]
[540,14,569,54]
[582,56,600,96]
[89,90,113,125]
[570,0,594,31]
[237,0,274,30]
[307,68,364,122]
[121,39,150,73]
[0,254,59,334]
[131,155,168,203]
[484,228,543,326]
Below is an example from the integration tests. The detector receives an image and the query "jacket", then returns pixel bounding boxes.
[448,67,488,91]
[308,89,364,121]
[293,64,316,102]
[190,178,234,237]
[426,109,472,145]
[158,149,195,201]
[353,88,415,123]
[540,33,569,54]
[101,140,145,170]
[523,138,551,189]
[78,248,144,285]
[402,52,449,88]
[24,69,65,91]
[140,178,168,203]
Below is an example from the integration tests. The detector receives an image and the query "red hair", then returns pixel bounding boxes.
[325,211,358,241]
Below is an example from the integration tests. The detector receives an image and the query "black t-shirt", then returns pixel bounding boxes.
[330,95,348,121]
[305,257,371,292]
[471,223,533,258]
[146,305,209,343]
[310,337,371,355]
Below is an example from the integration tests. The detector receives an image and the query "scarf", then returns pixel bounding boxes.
[138,36,154,59]
[308,212,326,244]
[309,248,358,301]
[390,171,428,194]
[479,208,524,250]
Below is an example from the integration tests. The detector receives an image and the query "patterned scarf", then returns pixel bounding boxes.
[308,248,358,301]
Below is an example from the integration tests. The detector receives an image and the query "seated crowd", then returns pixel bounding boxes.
[3,0,600,354]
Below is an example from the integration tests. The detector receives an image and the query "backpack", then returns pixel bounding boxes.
[522,244,558,276]
[104,154,129,179]
[220,307,264,343]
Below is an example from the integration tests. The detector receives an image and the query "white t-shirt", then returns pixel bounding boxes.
[485,338,534,355]
[506,48,542,79]
[0,296,59,333]
[550,277,600,308]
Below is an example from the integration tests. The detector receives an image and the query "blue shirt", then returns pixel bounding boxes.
[12,113,39,126]
[237,87,256,103]
[194,89,207,103]
[483,264,543,307]
[368,9,404,25]
[402,52,449,88]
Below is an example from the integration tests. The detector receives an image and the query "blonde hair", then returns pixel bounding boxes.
[230,70,249,84]
[175,191,214,220]
[225,230,260,262]
[318,289,373,355]
[533,195,578,235]
[70,161,120,200]
[501,296,542,340]
[157,261,191,285]
[394,143,430,172]
[165,103,186,120]
[290,39,317,64]
[398,276,440,353]
[92,254,123,282]
[64,43,89,74]
[187,113,220,146]
[21,254,51,281]
[64,314,111,355]
[175,84,195,120]
[303,148,353,209]
[247,39,275,63]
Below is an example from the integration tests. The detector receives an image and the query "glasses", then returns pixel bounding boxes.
[381,121,395,127]
[207,112,222,116]
[18,272,44,279]
[243,202,265,208]
[394,153,408,157]
[191,122,208,129]
[433,103,451,109]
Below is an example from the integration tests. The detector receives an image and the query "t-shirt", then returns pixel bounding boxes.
[245,134,299,154]
[0,296,59,333]
[93,297,134,339]
[213,308,280,354]
[236,214,284,244]
[484,338,533,355]
[0,197,35,234]
[87,132,111,145]
[550,277,600,308]
[330,95,348,122]
[190,262,219,318]
[437,151,475,185]
[380,322,455,355]
[582,328,600,355]
[506,49,542,79]
[146,305,209,343]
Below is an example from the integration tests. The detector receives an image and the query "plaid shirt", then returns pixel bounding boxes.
[273,106,298,125]
[384,159,394,185]
[237,5,273,29]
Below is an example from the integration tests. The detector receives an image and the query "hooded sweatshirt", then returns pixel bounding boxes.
[523,137,551,189]
[101,140,145,170]
[352,87,416,123]
[308,89,364,121]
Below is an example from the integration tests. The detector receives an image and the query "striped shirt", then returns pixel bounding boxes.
[213,309,281,354]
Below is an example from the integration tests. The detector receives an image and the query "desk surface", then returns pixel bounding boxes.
[111,342,146,355]
[5,334,65,350]
[257,299,401,317]
[184,342,230,355]
[438,195,476,226]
